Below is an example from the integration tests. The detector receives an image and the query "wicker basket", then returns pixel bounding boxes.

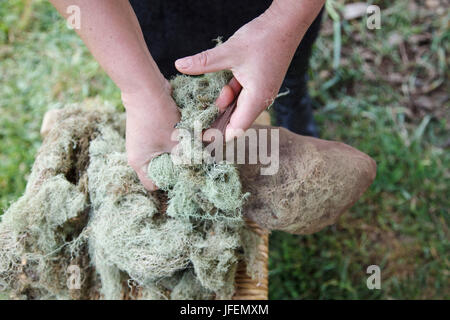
[232,220,269,300]
[232,111,270,300]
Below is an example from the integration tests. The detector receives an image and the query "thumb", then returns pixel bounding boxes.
[175,45,231,75]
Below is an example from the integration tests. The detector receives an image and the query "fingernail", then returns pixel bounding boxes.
[175,58,192,69]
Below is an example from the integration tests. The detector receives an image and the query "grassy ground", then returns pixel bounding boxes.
[0,0,448,299]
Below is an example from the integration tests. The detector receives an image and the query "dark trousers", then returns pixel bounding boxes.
[130,0,323,137]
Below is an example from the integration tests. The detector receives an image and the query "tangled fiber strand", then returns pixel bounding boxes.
[0,106,121,299]
[87,125,193,299]
[148,71,248,224]
[0,71,261,300]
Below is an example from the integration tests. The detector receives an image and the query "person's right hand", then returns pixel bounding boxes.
[121,79,180,191]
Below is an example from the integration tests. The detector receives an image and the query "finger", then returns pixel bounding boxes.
[175,45,231,75]
[215,85,235,112]
[215,77,242,112]
[224,88,265,141]
[129,152,166,192]
[228,77,242,95]
[137,169,158,191]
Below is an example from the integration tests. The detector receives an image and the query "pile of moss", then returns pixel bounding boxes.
[0,71,260,300]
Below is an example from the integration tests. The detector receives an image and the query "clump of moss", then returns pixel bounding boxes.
[0,71,259,300]
[171,71,231,130]
[0,107,117,299]
[148,71,248,224]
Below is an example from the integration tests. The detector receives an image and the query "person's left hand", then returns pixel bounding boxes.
[174,7,310,140]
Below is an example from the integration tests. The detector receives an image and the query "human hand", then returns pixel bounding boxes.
[122,80,180,191]
[174,3,317,140]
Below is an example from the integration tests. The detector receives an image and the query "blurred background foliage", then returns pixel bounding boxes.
[0,0,448,299]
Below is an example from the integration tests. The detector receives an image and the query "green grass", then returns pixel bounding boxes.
[0,0,121,210]
[270,0,449,299]
[0,0,448,299]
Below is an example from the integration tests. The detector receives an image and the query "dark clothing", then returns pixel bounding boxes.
[275,8,323,137]
[129,0,323,137]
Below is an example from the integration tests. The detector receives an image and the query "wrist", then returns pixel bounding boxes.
[265,0,325,40]
[119,57,168,96]
[121,77,172,112]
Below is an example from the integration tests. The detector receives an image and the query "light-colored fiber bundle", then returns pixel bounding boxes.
[0,71,262,300]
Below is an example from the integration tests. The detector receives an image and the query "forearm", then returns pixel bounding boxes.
[49,0,165,97]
